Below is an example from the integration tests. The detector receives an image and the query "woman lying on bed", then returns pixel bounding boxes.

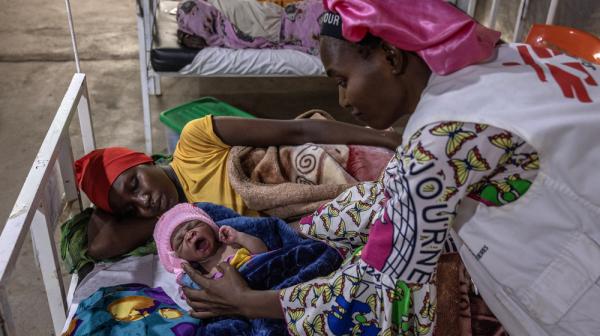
[76,116,400,261]
[176,0,325,56]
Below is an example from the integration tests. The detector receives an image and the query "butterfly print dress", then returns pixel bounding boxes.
[280,122,539,335]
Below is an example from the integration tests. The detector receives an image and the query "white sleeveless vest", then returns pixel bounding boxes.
[404,44,600,335]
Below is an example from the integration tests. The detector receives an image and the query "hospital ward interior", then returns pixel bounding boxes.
[1,0,599,335]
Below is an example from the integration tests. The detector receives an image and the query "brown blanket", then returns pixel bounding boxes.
[227,110,394,220]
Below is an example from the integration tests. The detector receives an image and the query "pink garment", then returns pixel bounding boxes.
[323,0,501,75]
[153,203,219,278]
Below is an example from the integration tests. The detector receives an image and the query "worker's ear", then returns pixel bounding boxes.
[381,42,407,76]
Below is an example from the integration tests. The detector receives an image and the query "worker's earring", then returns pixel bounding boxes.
[382,43,407,76]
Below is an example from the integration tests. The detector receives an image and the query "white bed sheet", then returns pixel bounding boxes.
[62,255,188,333]
[179,47,326,76]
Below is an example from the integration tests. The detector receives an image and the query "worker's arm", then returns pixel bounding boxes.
[86,209,156,260]
[212,116,401,150]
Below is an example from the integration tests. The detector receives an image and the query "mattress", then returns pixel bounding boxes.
[179,47,325,76]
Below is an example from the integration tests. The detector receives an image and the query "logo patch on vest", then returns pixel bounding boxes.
[503,45,598,103]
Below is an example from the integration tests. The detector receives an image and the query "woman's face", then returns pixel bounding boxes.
[109,164,179,218]
[171,220,219,262]
[319,36,426,129]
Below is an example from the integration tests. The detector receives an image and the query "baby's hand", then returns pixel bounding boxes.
[219,226,238,244]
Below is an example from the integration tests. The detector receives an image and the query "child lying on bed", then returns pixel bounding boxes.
[155,203,268,289]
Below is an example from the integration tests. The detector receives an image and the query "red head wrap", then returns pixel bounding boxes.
[323,0,501,75]
[74,147,153,213]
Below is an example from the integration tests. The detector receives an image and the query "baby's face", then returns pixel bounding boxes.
[170,220,219,262]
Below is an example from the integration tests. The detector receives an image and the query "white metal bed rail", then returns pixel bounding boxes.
[137,0,161,155]
[0,74,95,336]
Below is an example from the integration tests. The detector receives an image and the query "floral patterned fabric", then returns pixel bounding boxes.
[280,122,540,335]
[177,0,324,55]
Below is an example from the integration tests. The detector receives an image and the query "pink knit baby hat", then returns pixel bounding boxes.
[154,203,219,274]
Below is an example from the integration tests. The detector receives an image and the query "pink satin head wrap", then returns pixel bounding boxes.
[323,0,501,75]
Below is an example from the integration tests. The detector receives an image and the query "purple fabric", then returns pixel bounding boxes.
[177,0,324,55]
[279,0,324,55]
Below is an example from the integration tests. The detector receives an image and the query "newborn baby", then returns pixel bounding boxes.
[154,203,268,289]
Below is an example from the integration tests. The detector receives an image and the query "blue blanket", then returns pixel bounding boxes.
[67,203,343,336]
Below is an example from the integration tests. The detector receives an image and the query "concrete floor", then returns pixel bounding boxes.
[0,0,598,335]
[0,0,346,335]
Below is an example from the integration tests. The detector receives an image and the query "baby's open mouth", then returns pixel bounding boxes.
[194,237,208,254]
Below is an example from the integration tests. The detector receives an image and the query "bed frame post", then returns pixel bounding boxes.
[147,0,161,95]
[76,76,95,211]
[467,0,478,17]
[137,0,154,154]
[77,79,96,155]
[151,72,162,96]
[546,0,559,24]
[144,0,162,96]
[513,0,529,42]
[30,207,67,335]
[58,136,80,207]
[488,0,500,29]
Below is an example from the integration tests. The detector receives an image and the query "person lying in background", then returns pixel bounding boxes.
[177,0,325,56]
[76,115,400,260]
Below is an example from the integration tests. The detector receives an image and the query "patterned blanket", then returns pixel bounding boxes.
[227,110,394,221]
[63,284,200,336]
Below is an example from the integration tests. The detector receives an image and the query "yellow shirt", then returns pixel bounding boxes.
[228,247,253,269]
[170,116,258,216]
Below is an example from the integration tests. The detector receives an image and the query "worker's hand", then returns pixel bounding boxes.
[182,262,251,319]
[218,225,239,244]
